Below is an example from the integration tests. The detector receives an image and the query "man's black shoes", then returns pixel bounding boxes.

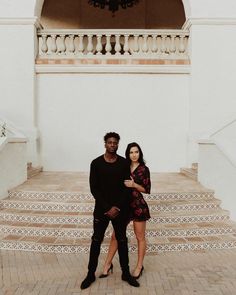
[122,273,140,287]
[80,273,96,289]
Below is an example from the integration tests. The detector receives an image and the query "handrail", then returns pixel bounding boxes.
[209,117,236,138]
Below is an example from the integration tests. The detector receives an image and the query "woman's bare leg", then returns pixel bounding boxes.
[102,231,118,274]
[133,221,146,277]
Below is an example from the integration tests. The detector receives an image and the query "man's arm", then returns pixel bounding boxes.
[89,160,109,211]
[113,160,130,210]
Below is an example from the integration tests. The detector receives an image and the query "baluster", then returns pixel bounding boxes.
[68,34,75,55]
[41,34,48,55]
[161,35,167,56]
[59,34,66,55]
[105,34,112,55]
[141,34,148,54]
[151,34,158,54]
[96,34,102,55]
[133,34,139,55]
[50,34,57,54]
[169,35,176,56]
[115,34,121,55]
[179,35,185,55]
[78,34,84,55]
[123,34,129,56]
[87,34,93,55]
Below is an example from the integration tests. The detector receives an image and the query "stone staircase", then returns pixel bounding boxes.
[27,162,43,179]
[0,172,236,254]
[180,162,198,181]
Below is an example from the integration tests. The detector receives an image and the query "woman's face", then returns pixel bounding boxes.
[129,146,140,163]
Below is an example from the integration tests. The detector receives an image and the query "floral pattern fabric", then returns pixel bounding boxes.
[129,165,151,222]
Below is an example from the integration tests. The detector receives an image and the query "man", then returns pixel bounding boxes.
[81,132,140,289]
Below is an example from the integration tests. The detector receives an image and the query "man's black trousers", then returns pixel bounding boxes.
[87,213,129,274]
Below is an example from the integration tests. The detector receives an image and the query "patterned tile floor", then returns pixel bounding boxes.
[1,249,236,295]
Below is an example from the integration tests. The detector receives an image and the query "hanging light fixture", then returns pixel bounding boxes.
[88,0,140,14]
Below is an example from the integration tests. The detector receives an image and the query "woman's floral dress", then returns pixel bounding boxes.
[129,165,151,221]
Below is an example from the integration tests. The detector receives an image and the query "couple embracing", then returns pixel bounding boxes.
[81,132,151,289]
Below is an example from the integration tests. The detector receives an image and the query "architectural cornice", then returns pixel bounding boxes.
[35,64,190,74]
[183,17,236,30]
[0,17,42,29]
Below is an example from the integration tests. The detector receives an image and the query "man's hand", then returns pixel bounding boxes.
[105,206,120,219]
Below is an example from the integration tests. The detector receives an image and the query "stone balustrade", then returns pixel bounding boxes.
[37,29,189,59]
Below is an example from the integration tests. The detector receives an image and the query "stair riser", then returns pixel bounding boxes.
[8,191,215,202]
[1,201,221,213]
[0,226,233,239]
[0,240,235,254]
[1,213,230,225]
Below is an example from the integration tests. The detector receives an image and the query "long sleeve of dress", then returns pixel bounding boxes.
[142,166,151,194]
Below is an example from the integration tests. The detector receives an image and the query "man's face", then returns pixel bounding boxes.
[105,137,119,154]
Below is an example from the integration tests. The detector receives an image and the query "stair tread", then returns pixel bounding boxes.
[1,234,236,246]
[0,208,229,217]
[0,220,234,230]
[2,198,221,204]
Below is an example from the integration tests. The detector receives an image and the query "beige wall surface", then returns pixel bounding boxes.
[41,0,185,29]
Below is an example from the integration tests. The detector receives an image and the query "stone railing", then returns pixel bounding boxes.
[37,29,189,59]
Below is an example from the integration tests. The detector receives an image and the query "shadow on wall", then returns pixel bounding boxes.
[40,0,186,29]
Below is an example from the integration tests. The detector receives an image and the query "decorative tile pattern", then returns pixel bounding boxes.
[1,172,235,254]
[1,199,220,213]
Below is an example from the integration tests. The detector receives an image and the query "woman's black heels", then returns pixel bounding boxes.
[133,266,144,279]
[99,263,113,278]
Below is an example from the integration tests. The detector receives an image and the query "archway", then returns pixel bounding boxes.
[35,0,190,29]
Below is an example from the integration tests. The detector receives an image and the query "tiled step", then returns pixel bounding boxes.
[0,209,230,225]
[0,198,221,213]
[0,221,235,239]
[180,168,198,181]
[0,234,236,254]
[8,190,215,201]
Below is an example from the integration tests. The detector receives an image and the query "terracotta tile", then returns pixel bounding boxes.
[168,237,186,243]
[37,237,57,243]
[185,237,204,242]
[3,235,21,241]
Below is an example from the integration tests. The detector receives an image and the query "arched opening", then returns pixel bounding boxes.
[39,0,186,29]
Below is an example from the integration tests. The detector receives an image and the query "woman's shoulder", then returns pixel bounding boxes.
[137,164,150,173]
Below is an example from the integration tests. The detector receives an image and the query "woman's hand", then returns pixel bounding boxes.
[124,176,135,188]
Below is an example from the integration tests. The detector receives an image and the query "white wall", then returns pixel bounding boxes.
[212,120,236,166]
[0,139,27,198]
[0,23,39,165]
[187,23,236,164]
[37,73,189,172]
[198,142,236,221]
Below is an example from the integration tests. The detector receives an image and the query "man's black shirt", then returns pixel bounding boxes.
[89,155,130,216]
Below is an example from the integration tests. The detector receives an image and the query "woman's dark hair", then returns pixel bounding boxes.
[104,132,120,142]
[125,142,145,165]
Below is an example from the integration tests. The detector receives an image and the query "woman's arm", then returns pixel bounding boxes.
[124,177,146,193]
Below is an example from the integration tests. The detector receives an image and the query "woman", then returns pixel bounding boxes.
[99,142,151,279]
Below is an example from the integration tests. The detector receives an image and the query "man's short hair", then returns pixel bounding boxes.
[104,132,120,142]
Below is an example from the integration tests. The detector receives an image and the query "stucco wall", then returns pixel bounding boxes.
[37,73,190,172]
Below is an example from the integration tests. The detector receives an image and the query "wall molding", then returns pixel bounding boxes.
[183,17,236,30]
[0,17,42,29]
[35,64,190,74]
